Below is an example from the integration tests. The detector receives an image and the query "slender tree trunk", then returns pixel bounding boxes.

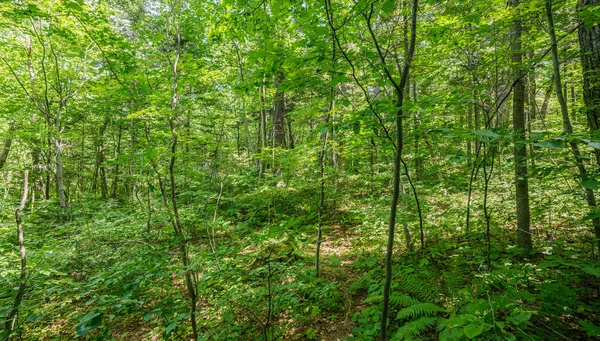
[511,0,532,254]
[166,6,198,339]
[31,147,43,201]
[4,170,28,336]
[547,0,600,253]
[94,119,110,199]
[412,82,423,179]
[258,81,268,177]
[128,119,136,203]
[527,69,536,169]
[44,137,50,200]
[111,123,122,199]
[78,118,85,198]
[376,1,419,338]
[232,41,255,163]
[316,37,336,278]
[0,137,12,170]
[273,73,286,149]
[467,97,473,166]
[53,129,67,222]
[541,80,553,118]
[473,72,481,152]
[286,113,295,149]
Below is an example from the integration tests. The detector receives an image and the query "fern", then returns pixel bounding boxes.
[391,316,439,340]
[390,294,419,308]
[397,302,446,320]
[396,269,441,302]
[364,294,418,308]
[442,266,470,295]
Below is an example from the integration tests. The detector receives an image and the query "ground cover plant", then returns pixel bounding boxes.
[1,0,600,340]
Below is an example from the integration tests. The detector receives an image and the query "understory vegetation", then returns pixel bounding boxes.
[2,167,599,340]
[1,0,600,340]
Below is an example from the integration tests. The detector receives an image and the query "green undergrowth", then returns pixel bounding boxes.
[349,231,600,340]
[1,170,600,340]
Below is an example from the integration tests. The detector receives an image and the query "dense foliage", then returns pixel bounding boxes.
[1,0,599,340]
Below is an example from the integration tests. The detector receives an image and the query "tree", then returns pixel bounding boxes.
[510,0,532,254]
[547,0,600,254]
[578,0,600,167]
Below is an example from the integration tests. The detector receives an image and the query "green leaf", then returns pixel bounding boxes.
[583,209,600,221]
[76,312,102,337]
[463,323,483,339]
[533,140,564,149]
[382,0,395,14]
[587,141,600,149]
[582,266,600,277]
[353,121,360,134]
[165,322,177,335]
[314,26,329,35]
[475,130,500,140]
[579,321,600,336]
[582,178,600,190]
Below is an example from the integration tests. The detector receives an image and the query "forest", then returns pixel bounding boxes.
[1,0,600,340]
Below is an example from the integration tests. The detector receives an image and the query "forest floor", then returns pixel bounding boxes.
[1,182,600,340]
[301,223,363,340]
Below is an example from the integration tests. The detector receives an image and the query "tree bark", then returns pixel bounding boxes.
[511,0,532,254]
[166,6,198,339]
[273,73,286,149]
[578,0,600,167]
[3,170,29,337]
[111,123,122,199]
[0,136,12,170]
[363,1,419,338]
[548,0,600,253]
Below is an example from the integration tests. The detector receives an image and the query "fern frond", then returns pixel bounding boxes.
[397,271,441,302]
[397,303,445,320]
[390,294,419,308]
[363,294,418,308]
[442,267,470,295]
[363,295,383,304]
[391,316,439,340]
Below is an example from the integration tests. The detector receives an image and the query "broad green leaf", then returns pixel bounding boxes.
[76,312,102,337]
[582,178,600,190]
[382,1,395,14]
[463,323,483,339]
[581,266,600,277]
[533,140,564,149]
[166,322,177,335]
[579,321,600,336]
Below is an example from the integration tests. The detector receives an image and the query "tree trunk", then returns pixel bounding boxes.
[31,147,43,200]
[111,123,122,199]
[0,136,12,170]
[258,81,268,177]
[53,129,67,222]
[286,112,295,149]
[548,0,600,253]
[166,7,198,339]
[511,0,532,254]
[540,79,554,123]
[4,170,28,337]
[93,119,110,200]
[273,73,286,149]
[578,0,600,167]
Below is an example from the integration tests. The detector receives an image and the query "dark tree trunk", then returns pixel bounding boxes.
[0,137,12,170]
[578,0,600,167]
[111,123,122,199]
[273,73,286,149]
[549,0,600,253]
[511,0,532,254]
